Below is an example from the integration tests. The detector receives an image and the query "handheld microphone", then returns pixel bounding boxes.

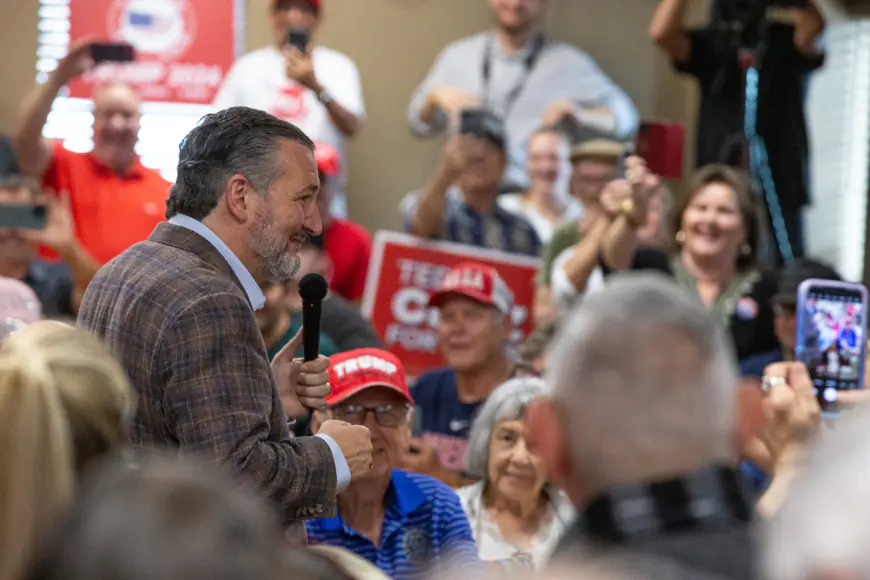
[298,273,328,362]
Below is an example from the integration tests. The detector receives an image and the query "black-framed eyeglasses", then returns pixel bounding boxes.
[328,403,411,427]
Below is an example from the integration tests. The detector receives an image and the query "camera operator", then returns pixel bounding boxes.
[649,0,825,263]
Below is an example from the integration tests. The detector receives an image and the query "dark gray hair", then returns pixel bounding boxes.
[464,377,547,480]
[166,106,314,220]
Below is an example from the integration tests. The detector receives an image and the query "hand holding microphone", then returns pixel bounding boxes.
[271,273,331,418]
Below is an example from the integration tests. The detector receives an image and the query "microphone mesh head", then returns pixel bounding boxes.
[298,273,328,302]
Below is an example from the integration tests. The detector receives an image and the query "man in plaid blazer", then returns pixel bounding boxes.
[77,107,373,543]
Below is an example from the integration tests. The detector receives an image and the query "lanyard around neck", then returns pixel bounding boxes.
[480,33,546,117]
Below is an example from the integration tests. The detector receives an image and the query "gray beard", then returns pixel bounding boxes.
[250,211,300,282]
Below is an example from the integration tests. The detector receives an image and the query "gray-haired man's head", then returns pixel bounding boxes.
[526,272,741,504]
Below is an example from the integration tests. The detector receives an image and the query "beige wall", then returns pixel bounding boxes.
[0,0,705,232]
[0,3,38,131]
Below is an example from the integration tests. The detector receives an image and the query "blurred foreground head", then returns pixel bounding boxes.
[762,405,870,580]
[528,272,740,504]
[26,454,305,580]
[0,323,133,580]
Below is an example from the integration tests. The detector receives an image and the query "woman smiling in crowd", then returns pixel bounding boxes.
[457,377,574,572]
[602,163,779,362]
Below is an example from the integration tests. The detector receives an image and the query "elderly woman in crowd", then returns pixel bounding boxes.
[306,348,479,579]
[457,377,574,571]
[0,322,133,580]
[602,161,779,362]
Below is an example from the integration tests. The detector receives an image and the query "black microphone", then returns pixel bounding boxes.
[298,273,328,362]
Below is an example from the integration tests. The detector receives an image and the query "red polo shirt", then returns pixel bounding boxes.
[324,218,371,302]
[41,143,170,264]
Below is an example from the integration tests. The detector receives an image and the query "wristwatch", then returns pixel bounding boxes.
[316,89,333,105]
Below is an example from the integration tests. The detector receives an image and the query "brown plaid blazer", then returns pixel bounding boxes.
[77,222,337,538]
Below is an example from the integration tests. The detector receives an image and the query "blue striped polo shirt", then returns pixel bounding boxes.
[306,469,482,579]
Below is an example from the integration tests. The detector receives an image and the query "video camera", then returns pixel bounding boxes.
[711,0,809,48]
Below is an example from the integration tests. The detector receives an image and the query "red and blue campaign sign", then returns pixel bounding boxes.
[67,0,241,104]
[361,231,540,379]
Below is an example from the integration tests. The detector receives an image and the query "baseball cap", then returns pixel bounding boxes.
[428,262,514,315]
[0,277,42,342]
[569,139,623,164]
[773,258,842,307]
[313,141,340,177]
[325,348,413,406]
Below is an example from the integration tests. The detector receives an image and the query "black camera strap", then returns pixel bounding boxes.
[480,33,546,118]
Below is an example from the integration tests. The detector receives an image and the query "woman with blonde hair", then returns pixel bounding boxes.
[0,322,133,580]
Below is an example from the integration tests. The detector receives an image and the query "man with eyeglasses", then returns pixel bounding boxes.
[306,348,480,578]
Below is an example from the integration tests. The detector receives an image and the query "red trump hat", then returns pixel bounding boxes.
[428,262,514,315]
[326,348,413,406]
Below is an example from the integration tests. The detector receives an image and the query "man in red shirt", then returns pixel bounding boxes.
[314,141,371,303]
[14,38,170,265]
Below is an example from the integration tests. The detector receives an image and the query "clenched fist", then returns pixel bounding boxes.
[318,419,373,481]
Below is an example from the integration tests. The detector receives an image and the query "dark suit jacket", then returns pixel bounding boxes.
[77,222,337,537]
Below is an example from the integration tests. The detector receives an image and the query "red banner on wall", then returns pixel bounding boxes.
[67,0,240,104]
[361,231,541,379]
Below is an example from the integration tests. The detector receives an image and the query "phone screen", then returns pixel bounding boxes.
[286,29,309,52]
[90,42,135,63]
[0,204,47,230]
[796,281,868,412]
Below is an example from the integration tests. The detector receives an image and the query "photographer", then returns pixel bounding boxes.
[649,0,825,263]
[401,112,540,256]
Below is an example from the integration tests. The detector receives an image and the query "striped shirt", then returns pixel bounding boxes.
[306,469,482,579]
[401,187,541,256]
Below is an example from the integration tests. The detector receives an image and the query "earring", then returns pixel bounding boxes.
[675,230,686,244]
[741,242,751,256]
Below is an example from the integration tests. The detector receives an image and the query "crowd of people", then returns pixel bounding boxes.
[0,0,865,579]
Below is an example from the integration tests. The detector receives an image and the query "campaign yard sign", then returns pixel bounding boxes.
[361,231,540,379]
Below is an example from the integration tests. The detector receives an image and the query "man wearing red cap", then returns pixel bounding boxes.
[313,142,372,303]
[403,262,513,487]
[214,0,365,218]
[306,348,480,578]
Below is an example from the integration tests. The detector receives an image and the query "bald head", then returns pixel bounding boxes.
[90,82,141,172]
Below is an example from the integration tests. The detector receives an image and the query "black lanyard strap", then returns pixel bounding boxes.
[480,33,546,118]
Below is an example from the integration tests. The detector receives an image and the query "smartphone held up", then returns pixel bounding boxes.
[0,204,48,230]
[285,28,310,53]
[794,278,869,415]
[89,42,135,64]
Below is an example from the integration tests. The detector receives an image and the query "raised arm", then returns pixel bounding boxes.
[407,44,478,137]
[649,0,692,64]
[161,291,339,524]
[408,135,477,239]
[15,38,95,177]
